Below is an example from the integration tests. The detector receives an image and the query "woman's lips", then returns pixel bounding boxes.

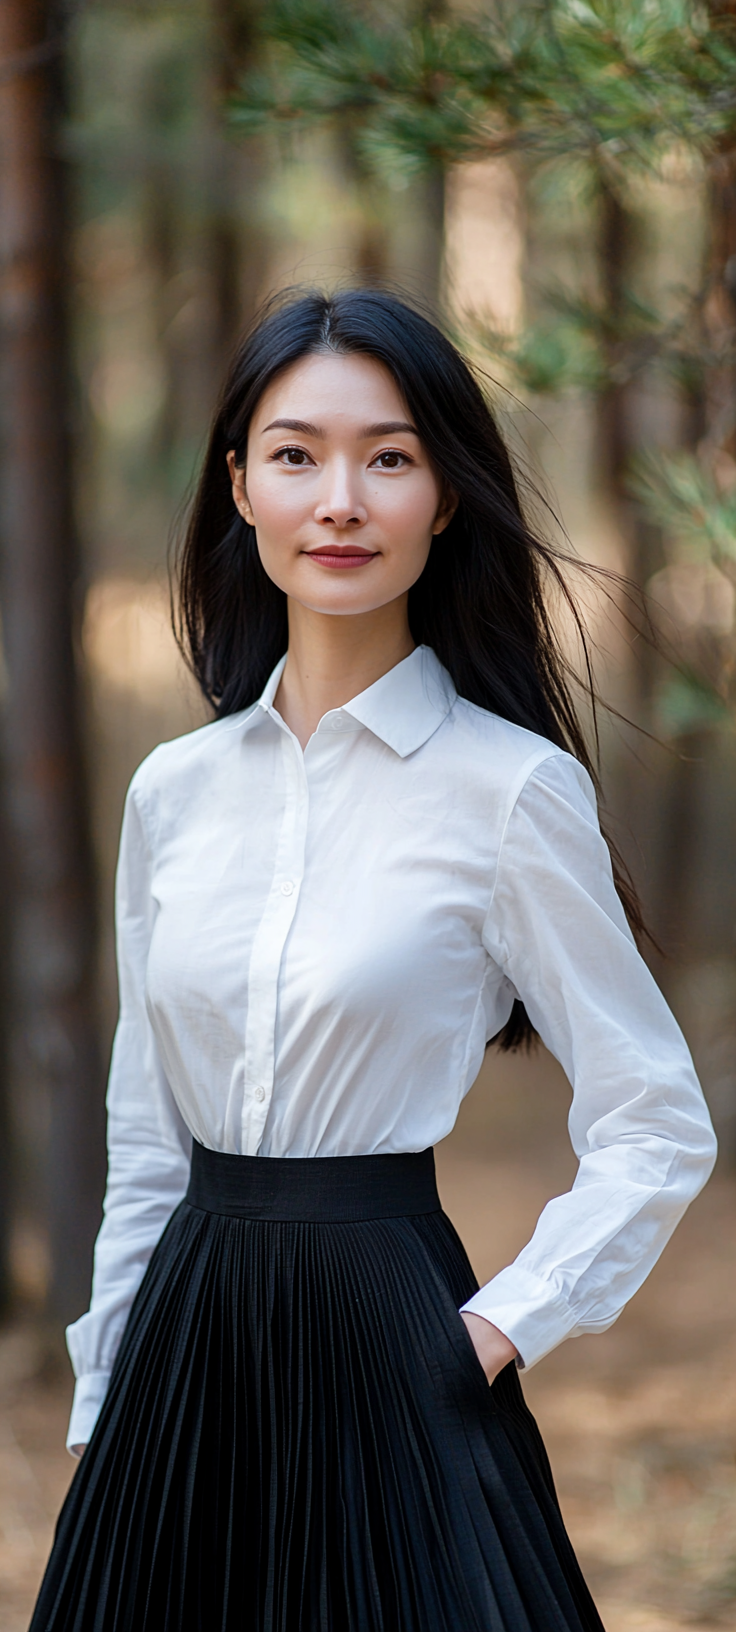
[304,547,379,569]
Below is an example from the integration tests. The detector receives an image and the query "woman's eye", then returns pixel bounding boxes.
[274,446,313,466]
[372,450,410,469]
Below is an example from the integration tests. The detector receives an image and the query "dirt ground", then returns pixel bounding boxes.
[1,1047,734,1631]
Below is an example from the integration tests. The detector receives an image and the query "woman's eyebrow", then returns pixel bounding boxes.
[262,418,324,436]
[260,418,419,438]
[362,421,418,437]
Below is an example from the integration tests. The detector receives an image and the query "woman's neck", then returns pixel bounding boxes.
[274,597,415,749]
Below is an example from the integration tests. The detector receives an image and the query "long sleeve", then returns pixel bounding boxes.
[65,769,191,1453]
[461,753,717,1367]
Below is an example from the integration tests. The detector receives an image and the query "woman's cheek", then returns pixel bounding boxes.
[375,476,438,541]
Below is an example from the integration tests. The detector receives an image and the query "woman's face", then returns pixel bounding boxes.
[228,351,455,618]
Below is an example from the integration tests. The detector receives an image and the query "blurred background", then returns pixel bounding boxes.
[0,1,735,1627]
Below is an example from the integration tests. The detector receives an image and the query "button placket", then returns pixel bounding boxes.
[241,732,308,1150]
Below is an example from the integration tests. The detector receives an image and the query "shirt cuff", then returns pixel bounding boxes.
[66,1371,111,1457]
[460,1264,579,1371]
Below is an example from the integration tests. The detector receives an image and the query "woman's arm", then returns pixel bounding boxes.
[464,753,717,1370]
[65,766,191,1455]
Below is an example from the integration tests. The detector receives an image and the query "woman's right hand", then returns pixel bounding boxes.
[461,1314,518,1384]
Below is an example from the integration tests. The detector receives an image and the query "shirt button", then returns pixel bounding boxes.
[280,881,294,896]
[331,717,344,732]
[254,1085,265,1103]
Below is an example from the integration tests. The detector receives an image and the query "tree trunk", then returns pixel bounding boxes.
[0,0,105,1322]
[210,0,269,371]
[596,182,656,598]
[0,793,9,1315]
[700,0,736,1160]
[595,182,663,922]
[706,135,736,464]
[410,163,445,310]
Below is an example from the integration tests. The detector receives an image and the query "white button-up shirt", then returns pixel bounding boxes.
[66,645,716,1450]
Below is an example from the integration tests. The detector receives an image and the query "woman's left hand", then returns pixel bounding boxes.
[461,1313,518,1384]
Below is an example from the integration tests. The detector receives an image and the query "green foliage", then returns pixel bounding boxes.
[634,453,736,732]
[632,453,736,565]
[476,312,605,394]
[475,280,714,396]
[654,669,733,735]
[231,0,736,177]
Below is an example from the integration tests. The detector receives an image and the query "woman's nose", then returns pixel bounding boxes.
[314,463,367,528]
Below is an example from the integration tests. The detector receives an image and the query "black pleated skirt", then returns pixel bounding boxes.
[31,1145,604,1631]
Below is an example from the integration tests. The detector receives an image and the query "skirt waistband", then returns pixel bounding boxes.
[185,1142,440,1223]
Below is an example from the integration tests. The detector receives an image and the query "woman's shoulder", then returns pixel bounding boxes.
[448,692,559,772]
[445,695,597,817]
[126,708,257,810]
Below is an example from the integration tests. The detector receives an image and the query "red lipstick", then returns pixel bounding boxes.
[305,545,378,569]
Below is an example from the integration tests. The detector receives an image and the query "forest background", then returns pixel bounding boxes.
[1,2,736,1627]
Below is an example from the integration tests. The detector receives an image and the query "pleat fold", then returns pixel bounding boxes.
[31,1202,604,1632]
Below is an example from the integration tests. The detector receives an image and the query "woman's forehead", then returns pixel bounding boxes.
[251,351,410,433]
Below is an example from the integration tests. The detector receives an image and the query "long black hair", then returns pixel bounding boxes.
[173,286,643,1050]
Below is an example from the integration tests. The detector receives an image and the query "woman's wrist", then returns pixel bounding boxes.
[461,1312,518,1383]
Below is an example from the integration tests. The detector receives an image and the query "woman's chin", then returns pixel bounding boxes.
[286,579,401,619]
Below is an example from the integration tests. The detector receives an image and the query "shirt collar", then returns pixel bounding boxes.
[341,645,456,757]
[245,645,456,758]
[258,653,288,711]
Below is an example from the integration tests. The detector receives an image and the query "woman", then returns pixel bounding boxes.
[32,288,716,1631]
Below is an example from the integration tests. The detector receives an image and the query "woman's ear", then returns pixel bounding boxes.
[432,486,459,536]
[226,449,255,526]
